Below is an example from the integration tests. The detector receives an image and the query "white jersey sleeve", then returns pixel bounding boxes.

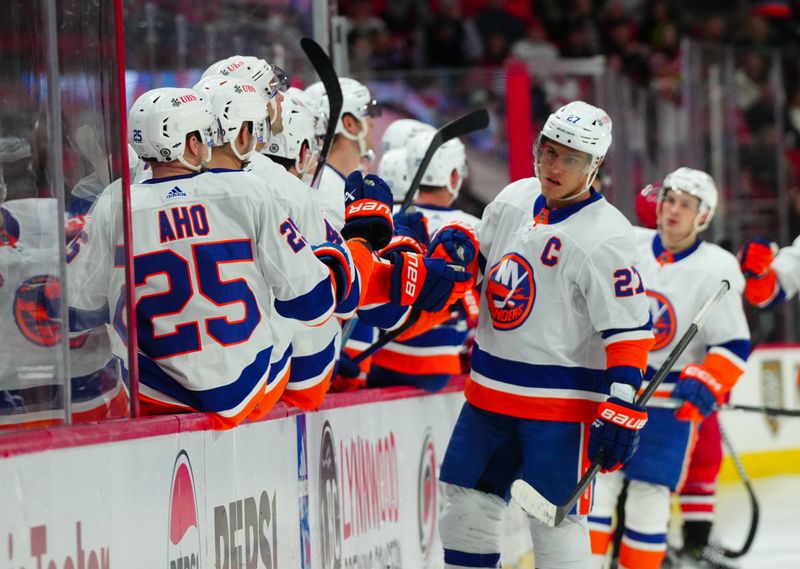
[773,234,800,300]
[314,164,347,231]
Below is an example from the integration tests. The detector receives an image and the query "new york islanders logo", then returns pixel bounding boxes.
[485,253,535,330]
[647,290,676,351]
[13,274,62,347]
[168,450,201,569]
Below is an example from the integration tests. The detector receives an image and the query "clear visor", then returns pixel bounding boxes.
[533,137,593,174]
[267,65,290,99]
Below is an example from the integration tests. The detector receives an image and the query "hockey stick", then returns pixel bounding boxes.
[399,108,490,211]
[723,403,800,417]
[300,37,343,188]
[718,423,760,558]
[511,279,732,527]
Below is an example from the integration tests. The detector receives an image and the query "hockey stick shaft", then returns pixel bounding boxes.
[300,37,343,188]
[540,280,731,525]
[723,403,800,417]
[718,424,760,558]
[400,108,490,211]
[351,308,420,364]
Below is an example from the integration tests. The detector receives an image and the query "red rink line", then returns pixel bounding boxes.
[0,375,466,459]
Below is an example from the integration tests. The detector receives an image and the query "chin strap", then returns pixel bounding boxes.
[341,118,371,159]
[177,145,211,173]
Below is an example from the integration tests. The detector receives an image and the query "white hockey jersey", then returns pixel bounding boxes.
[633,228,750,403]
[467,178,653,423]
[773,234,800,301]
[67,169,344,428]
[1,199,124,427]
[315,163,348,230]
[247,152,344,407]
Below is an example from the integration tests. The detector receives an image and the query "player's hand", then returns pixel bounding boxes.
[428,222,478,275]
[672,364,724,422]
[588,395,647,472]
[378,234,426,258]
[388,251,472,312]
[737,238,780,307]
[342,171,393,250]
[330,352,366,392]
[392,209,430,250]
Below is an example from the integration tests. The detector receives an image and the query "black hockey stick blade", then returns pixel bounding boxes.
[512,280,731,526]
[723,403,800,417]
[400,108,490,211]
[719,425,760,558]
[300,37,343,188]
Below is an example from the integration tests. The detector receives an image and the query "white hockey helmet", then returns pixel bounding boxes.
[202,55,288,100]
[303,81,329,138]
[263,88,319,181]
[406,130,467,202]
[534,101,612,198]
[378,148,411,202]
[194,76,269,163]
[381,118,434,153]
[320,78,380,158]
[128,87,215,172]
[660,167,718,231]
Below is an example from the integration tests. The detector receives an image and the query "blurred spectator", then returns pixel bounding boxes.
[736,52,769,110]
[511,20,559,61]
[559,0,602,57]
[474,0,526,47]
[640,0,681,48]
[787,87,800,146]
[424,1,481,68]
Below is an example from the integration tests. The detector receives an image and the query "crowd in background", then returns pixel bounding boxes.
[340,0,800,232]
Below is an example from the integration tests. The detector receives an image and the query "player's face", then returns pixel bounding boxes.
[537,141,593,201]
[267,92,284,137]
[657,189,701,240]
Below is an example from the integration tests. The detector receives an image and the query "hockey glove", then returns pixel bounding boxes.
[672,364,724,422]
[378,234,426,258]
[312,242,353,305]
[388,251,472,312]
[428,222,479,276]
[737,238,780,307]
[342,171,393,250]
[392,209,430,250]
[589,392,647,472]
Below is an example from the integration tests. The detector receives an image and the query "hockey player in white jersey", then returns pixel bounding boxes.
[248,86,346,409]
[307,78,381,229]
[368,130,480,390]
[588,168,750,569]
[738,233,800,307]
[67,87,392,429]
[381,118,435,154]
[1,198,127,428]
[438,101,654,568]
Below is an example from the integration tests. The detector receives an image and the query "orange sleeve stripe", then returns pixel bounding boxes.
[590,529,614,556]
[703,352,745,391]
[243,367,291,424]
[605,337,654,370]
[345,238,375,292]
[361,258,392,306]
[372,351,462,375]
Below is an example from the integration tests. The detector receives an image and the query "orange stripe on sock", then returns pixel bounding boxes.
[590,529,614,555]
[619,542,666,569]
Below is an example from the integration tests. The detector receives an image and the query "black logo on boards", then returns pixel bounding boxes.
[319,421,342,569]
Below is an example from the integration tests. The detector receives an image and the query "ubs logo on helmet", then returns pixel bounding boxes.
[168,450,201,569]
[647,290,676,351]
[13,274,61,347]
[319,421,342,569]
[485,253,536,330]
[417,430,437,560]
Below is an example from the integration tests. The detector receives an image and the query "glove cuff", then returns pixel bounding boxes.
[597,397,647,430]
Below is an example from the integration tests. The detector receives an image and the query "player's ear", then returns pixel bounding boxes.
[342,113,360,136]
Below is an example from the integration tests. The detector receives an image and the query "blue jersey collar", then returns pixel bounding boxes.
[652,233,702,264]
[143,171,201,184]
[326,164,347,181]
[532,189,603,224]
